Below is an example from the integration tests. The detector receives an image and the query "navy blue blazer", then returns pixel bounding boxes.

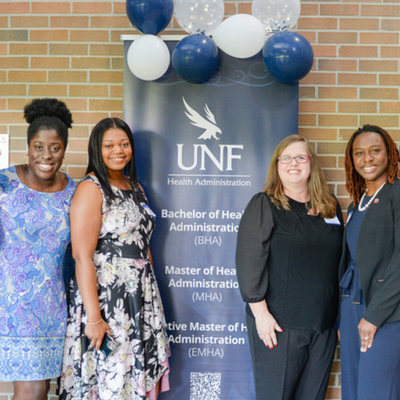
[339,178,400,327]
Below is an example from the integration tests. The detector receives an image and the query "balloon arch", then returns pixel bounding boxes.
[125,0,313,84]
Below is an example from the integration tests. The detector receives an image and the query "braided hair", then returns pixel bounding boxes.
[345,124,400,205]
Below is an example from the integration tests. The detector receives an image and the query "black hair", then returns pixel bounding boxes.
[86,117,144,204]
[345,124,400,204]
[24,98,73,146]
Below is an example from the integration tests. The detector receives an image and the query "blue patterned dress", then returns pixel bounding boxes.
[0,166,76,381]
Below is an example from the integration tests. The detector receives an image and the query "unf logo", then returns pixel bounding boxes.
[177,97,243,171]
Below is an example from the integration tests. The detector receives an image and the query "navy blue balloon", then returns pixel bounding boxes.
[172,34,219,83]
[262,31,314,84]
[126,0,174,35]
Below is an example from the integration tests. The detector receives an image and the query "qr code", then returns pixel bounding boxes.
[190,372,221,400]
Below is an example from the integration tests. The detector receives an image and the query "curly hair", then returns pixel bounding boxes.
[345,124,400,205]
[263,135,337,218]
[24,98,73,146]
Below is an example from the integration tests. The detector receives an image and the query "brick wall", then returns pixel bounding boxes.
[1,0,399,398]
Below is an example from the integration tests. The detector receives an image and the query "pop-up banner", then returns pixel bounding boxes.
[122,36,298,399]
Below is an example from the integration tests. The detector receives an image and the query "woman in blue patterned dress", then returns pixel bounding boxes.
[0,98,76,400]
[58,118,170,400]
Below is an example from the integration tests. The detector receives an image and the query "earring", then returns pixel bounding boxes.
[60,158,67,172]
[23,154,28,167]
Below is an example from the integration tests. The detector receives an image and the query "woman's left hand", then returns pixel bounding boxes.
[358,318,377,352]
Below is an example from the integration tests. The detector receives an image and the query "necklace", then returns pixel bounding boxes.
[358,182,386,212]
[109,176,131,190]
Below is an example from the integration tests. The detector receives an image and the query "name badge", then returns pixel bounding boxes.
[324,215,341,225]
[142,203,156,218]
[346,211,353,224]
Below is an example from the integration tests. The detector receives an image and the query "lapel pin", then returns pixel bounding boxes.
[374,198,379,204]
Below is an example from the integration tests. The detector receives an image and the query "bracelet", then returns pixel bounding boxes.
[86,318,103,325]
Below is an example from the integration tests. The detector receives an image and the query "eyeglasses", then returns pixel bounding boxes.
[278,155,310,164]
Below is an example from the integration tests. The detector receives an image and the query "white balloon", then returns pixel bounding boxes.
[127,35,170,81]
[252,0,300,34]
[212,14,266,59]
[175,0,224,34]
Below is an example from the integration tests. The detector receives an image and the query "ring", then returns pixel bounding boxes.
[364,337,369,340]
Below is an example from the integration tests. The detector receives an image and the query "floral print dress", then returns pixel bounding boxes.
[0,166,76,381]
[58,175,170,400]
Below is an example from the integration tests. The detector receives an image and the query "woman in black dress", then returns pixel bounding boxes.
[236,135,343,400]
[58,118,170,400]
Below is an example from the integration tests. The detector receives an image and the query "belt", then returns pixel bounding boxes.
[96,239,147,259]
[339,260,362,304]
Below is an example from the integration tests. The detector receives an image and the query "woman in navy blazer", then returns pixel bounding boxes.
[339,124,400,400]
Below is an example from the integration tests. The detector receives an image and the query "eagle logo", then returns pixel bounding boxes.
[182,97,222,140]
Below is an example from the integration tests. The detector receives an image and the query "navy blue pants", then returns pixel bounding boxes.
[340,296,400,400]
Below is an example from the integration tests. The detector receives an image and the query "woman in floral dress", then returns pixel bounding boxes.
[58,117,170,400]
[0,98,76,400]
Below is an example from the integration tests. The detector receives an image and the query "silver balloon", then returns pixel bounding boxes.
[252,0,301,34]
[175,0,225,35]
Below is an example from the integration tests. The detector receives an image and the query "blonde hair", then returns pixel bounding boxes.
[263,135,336,218]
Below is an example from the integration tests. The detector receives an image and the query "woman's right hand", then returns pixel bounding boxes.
[71,181,108,351]
[85,320,112,350]
[255,311,283,349]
